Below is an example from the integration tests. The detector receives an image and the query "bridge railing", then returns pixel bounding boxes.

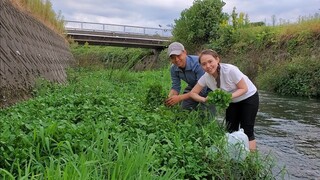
[64,20,173,37]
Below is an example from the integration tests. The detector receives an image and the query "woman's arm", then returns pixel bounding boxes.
[232,78,248,99]
[190,83,206,103]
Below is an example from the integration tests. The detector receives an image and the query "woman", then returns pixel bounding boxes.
[190,49,259,151]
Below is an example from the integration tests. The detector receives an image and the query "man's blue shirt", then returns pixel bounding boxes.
[170,55,207,93]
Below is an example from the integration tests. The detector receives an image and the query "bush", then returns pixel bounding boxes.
[70,45,154,70]
[257,56,320,97]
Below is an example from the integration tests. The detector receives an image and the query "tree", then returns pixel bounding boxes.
[249,21,265,27]
[172,0,228,52]
[231,7,238,29]
[271,15,277,26]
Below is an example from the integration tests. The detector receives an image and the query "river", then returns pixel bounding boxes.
[256,90,320,180]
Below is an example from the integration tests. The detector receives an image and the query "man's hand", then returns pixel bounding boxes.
[165,95,181,106]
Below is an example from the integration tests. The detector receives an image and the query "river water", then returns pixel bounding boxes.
[256,90,320,180]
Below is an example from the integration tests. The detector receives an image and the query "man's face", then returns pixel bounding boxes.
[170,50,186,68]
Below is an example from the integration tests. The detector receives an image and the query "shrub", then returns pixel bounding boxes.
[257,56,320,97]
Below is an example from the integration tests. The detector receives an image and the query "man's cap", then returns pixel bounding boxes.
[167,42,185,57]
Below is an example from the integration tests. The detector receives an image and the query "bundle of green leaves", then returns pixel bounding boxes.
[207,89,232,111]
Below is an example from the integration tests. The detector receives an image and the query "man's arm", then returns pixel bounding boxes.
[168,89,179,97]
[166,89,187,106]
[170,67,181,94]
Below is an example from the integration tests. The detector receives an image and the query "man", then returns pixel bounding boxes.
[165,42,210,110]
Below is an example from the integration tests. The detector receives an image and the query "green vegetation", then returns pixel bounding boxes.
[221,19,320,98]
[145,84,167,110]
[3,1,317,179]
[0,69,281,179]
[173,0,228,51]
[257,56,320,97]
[207,89,232,113]
[70,43,169,71]
[12,0,65,34]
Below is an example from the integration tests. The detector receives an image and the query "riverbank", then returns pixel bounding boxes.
[221,20,320,98]
[0,69,277,179]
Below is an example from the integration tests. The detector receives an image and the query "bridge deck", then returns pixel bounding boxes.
[65,21,172,49]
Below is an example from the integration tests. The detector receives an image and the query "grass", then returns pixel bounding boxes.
[0,68,280,179]
[10,0,65,35]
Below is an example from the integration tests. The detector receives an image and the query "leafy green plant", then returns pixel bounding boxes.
[31,77,58,97]
[0,69,277,179]
[207,89,232,113]
[145,84,166,110]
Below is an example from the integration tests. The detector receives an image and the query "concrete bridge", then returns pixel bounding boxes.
[65,20,173,49]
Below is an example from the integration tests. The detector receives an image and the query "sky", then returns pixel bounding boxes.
[51,0,320,28]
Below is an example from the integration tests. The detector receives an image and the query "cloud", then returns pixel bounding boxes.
[52,0,320,28]
[52,0,193,27]
[223,0,320,24]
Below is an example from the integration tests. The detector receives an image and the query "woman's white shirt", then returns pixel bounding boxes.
[198,63,257,103]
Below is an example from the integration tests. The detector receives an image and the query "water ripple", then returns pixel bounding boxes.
[256,91,320,180]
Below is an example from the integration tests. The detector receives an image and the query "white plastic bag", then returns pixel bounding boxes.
[226,128,249,161]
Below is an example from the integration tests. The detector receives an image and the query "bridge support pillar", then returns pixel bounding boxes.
[132,48,165,71]
[151,49,161,62]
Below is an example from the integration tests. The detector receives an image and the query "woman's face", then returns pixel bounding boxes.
[200,54,220,75]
